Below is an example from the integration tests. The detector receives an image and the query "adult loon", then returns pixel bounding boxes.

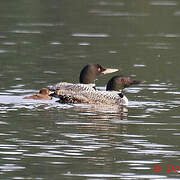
[48,64,118,91]
[53,75,142,105]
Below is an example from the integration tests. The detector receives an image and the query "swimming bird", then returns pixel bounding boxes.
[48,64,118,91]
[54,75,142,105]
[23,88,53,100]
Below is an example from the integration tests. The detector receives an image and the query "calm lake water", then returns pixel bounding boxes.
[0,0,180,179]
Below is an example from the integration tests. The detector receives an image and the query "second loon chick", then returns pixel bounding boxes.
[23,88,53,100]
[48,64,118,91]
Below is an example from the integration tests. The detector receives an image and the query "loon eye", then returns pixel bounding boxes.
[121,79,126,84]
[118,93,124,98]
[96,64,102,72]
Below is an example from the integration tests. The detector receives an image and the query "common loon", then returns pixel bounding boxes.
[23,88,53,100]
[54,75,142,105]
[48,64,118,91]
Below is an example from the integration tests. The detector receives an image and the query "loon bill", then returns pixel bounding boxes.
[48,64,118,91]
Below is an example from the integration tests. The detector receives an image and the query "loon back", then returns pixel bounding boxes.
[56,90,128,105]
[49,83,96,92]
[48,82,73,91]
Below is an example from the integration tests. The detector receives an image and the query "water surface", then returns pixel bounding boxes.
[0,0,180,179]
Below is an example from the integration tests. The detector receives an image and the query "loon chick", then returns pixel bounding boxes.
[48,64,118,91]
[23,88,53,100]
[106,75,142,91]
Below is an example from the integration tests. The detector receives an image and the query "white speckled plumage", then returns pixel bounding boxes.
[55,89,128,105]
[48,82,96,92]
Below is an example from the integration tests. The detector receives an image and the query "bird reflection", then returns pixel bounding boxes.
[70,104,128,134]
[62,104,129,167]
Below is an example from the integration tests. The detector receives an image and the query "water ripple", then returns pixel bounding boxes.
[17,23,63,27]
[11,30,41,34]
[0,49,14,53]
[145,33,180,38]
[72,33,109,38]
[99,1,124,6]
[150,1,177,6]
[63,172,166,179]
[2,42,16,46]
[0,164,25,172]
[129,149,180,156]
[78,42,90,46]
[89,10,149,17]
[116,160,161,164]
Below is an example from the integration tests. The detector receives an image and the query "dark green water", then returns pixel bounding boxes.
[0,0,180,179]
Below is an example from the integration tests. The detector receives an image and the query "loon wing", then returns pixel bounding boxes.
[48,82,96,92]
[55,90,128,105]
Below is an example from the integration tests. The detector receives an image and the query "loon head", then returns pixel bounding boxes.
[106,75,143,91]
[39,88,53,95]
[79,64,118,84]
